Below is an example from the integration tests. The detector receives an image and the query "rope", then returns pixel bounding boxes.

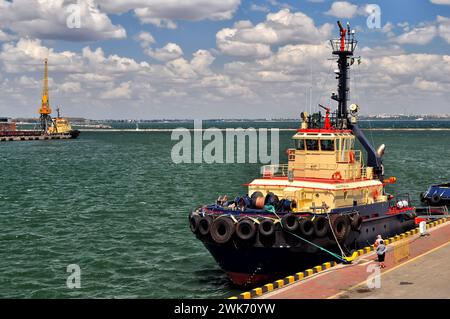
[269,211,347,263]
[326,211,347,258]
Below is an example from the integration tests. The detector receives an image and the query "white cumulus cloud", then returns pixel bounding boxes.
[97,0,241,29]
[325,1,358,19]
[145,43,184,62]
[0,0,126,41]
[216,9,333,57]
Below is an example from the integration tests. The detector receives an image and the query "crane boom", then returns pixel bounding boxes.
[39,58,51,115]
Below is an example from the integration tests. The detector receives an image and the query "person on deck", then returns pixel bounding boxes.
[376,240,387,268]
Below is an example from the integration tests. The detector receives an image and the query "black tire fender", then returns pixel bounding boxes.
[259,219,275,237]
[298,218,314,237]
[236,218,257,241]
[349,213,363,231]
[329,215,350,242]
[281,213,299,232]
[210,216,235,244]
[313,215,329,237]
[189,213,201,233]
[198,215,213,236]
[431,194,441,205]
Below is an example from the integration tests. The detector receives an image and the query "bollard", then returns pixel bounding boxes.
[419,221,427,236]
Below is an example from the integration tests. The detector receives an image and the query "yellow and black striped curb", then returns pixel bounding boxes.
[228,261,339,299]
[228,217,449,299]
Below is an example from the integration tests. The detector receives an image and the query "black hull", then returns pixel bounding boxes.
[69,130,80,139]
[421,199,450,207]
[0,130,80,139]
[198,212,416,287]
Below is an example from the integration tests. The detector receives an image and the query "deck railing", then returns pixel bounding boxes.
[260,163,368,181]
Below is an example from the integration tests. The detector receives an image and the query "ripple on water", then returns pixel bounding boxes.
[0,130,449,298]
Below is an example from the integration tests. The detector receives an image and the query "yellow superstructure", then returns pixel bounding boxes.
[47,116,73,134]
[249,128,386,214]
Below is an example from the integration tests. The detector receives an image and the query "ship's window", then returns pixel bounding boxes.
[320,139,335,151]
[295,139,305,151]
[306,139,319,151]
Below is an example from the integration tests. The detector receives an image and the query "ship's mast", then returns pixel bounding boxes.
[330,21,357,129]
[329,21,384,181]
[38,58,53,133]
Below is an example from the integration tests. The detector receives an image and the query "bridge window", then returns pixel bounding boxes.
[295,139,305,151]
[306,139,319,151]
[320,139,335,151]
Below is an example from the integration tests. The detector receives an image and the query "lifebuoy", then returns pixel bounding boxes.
[210,216,235,244]
[313,215,329,238]
[199,215,213,236]
[281,213,299,232]
[236,218,257,241]
[332,172,343,180]
[298,218,315,237]
[259,219,275,237]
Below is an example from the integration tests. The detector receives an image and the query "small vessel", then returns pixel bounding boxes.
[420,183,450,206]
[0,59,79,141]
[188,21,417,287]
[46,107,80,139]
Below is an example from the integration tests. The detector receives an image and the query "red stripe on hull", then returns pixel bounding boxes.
[226,272,281,287]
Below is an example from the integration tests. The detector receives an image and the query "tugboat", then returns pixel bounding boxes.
[188,21,417,287]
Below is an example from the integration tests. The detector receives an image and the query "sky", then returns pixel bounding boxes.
[0,0,449,120]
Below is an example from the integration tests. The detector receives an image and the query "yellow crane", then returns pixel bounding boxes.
[39,58,53,133]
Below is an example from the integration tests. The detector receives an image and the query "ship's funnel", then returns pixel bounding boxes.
[377,144,386,157]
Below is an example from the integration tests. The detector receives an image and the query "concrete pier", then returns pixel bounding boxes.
[252,219,450,299]
[0,134,71,142]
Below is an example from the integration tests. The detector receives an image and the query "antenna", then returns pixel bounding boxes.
[309,65,312,115]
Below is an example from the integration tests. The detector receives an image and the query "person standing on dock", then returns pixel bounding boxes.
[376,240,387,268]
[374,234,382,248]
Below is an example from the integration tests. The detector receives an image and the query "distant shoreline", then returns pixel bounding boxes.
[79,128,450,132]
